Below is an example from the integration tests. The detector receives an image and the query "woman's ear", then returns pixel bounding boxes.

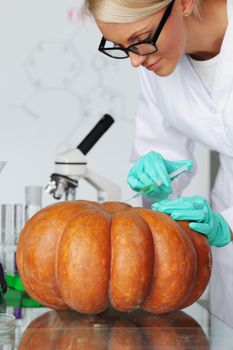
[179,0,196,17]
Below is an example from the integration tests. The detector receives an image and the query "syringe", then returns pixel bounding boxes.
[126,165,188,202]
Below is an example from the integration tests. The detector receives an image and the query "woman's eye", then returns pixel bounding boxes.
[133,35,151,44]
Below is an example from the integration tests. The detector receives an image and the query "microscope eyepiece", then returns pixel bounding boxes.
[77,114,114,155]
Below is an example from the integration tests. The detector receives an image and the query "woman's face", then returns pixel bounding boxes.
[96,1,189,76]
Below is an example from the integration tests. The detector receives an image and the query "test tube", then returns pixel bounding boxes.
[13,204,23,275]
[25,186,42,222]
[1,204,14,274]
[13,204,23,244]
[1,204,12,247]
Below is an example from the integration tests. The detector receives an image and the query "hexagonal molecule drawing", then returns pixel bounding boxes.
[82,84,125,121]
[19,10,137,158]
[70,21,138,123]
[24,40,83,90]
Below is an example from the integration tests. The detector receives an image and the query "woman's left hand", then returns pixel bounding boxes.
[152,195,231,247]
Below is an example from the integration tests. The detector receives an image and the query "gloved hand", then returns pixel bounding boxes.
[127,151,193,201]
[152,196,231,247]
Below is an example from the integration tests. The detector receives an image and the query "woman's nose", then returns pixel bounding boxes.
[128,52,146,68]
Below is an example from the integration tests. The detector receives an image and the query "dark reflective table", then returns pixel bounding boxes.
[2,303,233,349]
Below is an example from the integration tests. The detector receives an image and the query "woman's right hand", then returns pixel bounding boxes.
[127,151,193,202]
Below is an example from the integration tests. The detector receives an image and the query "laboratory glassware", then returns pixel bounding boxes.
[25,186,42,222]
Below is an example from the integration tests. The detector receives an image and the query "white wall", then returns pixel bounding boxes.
[0,0,210,208]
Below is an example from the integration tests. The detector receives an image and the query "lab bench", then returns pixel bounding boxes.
[1,302,233,349]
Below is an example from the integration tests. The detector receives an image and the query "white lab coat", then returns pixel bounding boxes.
[130,0,233,327]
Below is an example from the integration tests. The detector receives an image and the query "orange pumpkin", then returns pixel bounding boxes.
[18,308,210,350]
[16,200,212,314]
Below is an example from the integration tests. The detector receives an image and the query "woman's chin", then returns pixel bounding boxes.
[152,60,177,77]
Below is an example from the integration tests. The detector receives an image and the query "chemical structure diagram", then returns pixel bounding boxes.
[14,4,137,154]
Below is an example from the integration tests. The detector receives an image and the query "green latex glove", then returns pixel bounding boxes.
[127,151,193,201]
[152,196,231,247]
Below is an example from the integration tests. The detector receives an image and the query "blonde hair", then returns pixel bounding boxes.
[83,0,202,23]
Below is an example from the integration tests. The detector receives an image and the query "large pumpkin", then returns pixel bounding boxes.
[19,308,210,350]
[16,200,212,314]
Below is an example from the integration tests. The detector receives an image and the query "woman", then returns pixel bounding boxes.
[83,0,233,326]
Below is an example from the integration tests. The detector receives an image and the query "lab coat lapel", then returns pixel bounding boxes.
[181,55,215,109]
[177,56,230,154]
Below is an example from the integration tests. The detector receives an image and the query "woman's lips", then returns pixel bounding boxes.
[145,58,162,71]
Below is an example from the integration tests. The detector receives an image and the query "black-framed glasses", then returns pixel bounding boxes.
[98,0,175,59]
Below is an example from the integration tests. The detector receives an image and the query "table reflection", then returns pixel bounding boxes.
[18,307,209,350]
